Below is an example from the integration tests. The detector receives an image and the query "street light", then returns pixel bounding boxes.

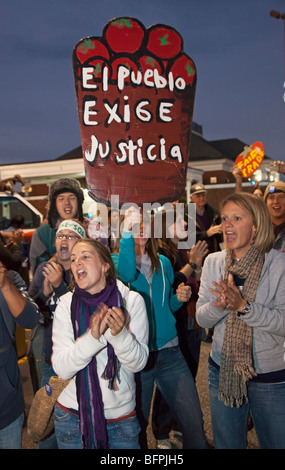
[270,10,285,20]
[270,10,285,81]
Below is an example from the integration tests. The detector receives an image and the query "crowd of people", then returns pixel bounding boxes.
[0,164,285,450]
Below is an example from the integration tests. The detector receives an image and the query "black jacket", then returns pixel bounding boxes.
[193,203,223,253]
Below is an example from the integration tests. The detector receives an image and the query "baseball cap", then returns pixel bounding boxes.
[190,183,207,197]
[264,181,285,201]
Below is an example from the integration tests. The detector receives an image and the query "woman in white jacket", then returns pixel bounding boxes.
[52,238,149,449]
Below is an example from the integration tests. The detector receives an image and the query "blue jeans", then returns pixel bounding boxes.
[209,362,285,449]
[0,412,24,449]
[54,403,140,449]
[136,346,207,449]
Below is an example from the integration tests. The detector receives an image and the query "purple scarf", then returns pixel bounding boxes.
[71,279,123,449]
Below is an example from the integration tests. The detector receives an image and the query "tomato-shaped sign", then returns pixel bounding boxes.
[104,18,145,54]
[235,142,265,178]
[75,38,109,64]
[146,25,183,59]
[72,17,197,206]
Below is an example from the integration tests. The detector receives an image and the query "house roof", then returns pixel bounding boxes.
[189,133,223,161]
[209,138,249,161]
[209,138,271,161]
[56,146,83,160]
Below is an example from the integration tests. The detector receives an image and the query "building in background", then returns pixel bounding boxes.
[0,123,281,217]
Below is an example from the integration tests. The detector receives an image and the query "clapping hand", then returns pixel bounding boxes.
[90,303,109,339]
[207,224,222,238]
[105,306,125,336]
[42,261,64,288]
[189,240,209,268]
[90,303,126,339]
[210,274,246,312]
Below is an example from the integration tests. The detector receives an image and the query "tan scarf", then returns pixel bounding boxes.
[218,245,264,407]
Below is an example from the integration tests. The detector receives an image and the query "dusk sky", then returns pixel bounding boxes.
[1,0,285,165]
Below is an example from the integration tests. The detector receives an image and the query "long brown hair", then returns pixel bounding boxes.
[154,209,178,266]
[113,210,160,273]
[70,238,116,288]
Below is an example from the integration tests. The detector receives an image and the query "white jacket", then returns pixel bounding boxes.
[52,280,149,420]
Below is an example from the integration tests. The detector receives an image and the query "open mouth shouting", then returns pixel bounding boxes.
[75,268,87,282]
[221,201,256,258]
[59,242,69,253]
[71,242,110,294]
[225,231,237,244]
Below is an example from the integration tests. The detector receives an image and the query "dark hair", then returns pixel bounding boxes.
[113,211,160,274]
[144,215,160,273]
[48,178,84,228]
[154,209,178,265]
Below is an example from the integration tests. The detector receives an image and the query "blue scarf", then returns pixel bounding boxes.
[71,279,123,449]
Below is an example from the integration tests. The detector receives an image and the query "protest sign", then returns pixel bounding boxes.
[73,17,197,206]
[235,141,265,178]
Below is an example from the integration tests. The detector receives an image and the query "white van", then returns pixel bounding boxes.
[0,191,43,242]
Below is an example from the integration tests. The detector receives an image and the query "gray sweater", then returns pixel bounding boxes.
[196,249,285,375]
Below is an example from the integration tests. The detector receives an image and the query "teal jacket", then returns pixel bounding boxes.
[112,233,182,351]
[29,224,57,273]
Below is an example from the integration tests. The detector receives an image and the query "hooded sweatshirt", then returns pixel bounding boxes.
[112,233,182,351]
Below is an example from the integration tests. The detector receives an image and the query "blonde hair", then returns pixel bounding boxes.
[220,192,274,253]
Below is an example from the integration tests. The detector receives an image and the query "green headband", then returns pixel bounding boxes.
[57,220,86,238]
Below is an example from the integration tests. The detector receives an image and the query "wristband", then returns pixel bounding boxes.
[188,261,197,270]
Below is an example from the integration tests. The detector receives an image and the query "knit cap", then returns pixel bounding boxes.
[264,181,285,202]
[48,178,84,228]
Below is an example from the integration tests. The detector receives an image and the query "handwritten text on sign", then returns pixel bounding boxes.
[82,67,186,165]
[235,142,265,178]
[73,18,197,205]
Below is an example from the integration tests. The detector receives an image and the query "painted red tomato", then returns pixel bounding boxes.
[104,17,145,54]
[87,59,111,80]
[111,57,139,80]
[75,38,109,64]
[139,56,163,74]
[170,53,196,86]
[146,25,182,60]
[138,56,163,84]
